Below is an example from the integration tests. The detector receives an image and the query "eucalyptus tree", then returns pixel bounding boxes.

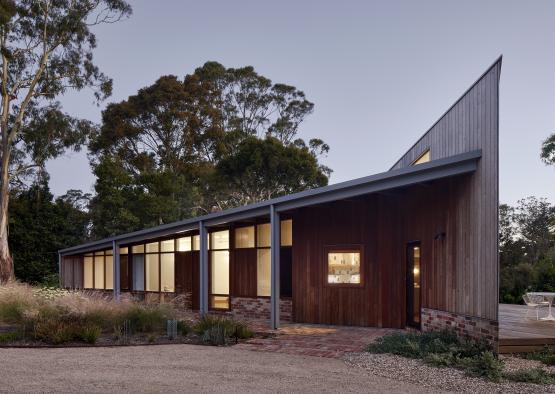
[542,133,555,167]
[0,0,131,282]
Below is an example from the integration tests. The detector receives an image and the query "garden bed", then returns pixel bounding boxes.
[0,282,256,348]
[345,330,555,393]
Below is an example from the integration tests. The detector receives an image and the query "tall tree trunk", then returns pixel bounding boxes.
[0,147,12,283]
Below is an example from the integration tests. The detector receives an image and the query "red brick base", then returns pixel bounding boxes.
[230,297,292,322]
[421,308,499,351]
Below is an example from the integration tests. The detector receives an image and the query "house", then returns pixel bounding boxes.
[59,57,501,346]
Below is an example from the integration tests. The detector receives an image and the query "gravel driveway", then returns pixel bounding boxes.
[0,344,440,393]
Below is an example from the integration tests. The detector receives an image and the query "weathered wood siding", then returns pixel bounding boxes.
[390,58,501,321]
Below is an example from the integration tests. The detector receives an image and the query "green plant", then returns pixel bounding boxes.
[147,334,156,344]
[0,331,22,343]
[177,320,191,337]
[526,347,555,366]
[80,325,101,344]
[459,351,504,382]
[124,305,169,333]
[503,367,555,384]
[202,324,227,346]
[194,315,253,345]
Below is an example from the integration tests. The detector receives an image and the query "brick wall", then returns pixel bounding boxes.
[421,307,499,351]
[229,297,293,322]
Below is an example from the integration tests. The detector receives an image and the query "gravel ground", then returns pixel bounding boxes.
[345,352,555,394]
[0,344,441,393]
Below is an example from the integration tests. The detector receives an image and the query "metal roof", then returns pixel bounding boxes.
[59,149,481,256]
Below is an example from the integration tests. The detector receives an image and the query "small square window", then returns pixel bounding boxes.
[211,295,229,309]
[326,246,363,286]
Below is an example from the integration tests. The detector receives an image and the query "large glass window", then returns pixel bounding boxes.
[84,255,93,288]
[257,249,271,296]
[132,254,145,291]
[177,236,192,252]
[235,226,255,248]
[161,253,175,292]
[160,239,174,252]
[257,223,270,247]
[132,244,145,254]
[327,248,362,285]
[210,230,229,250]
[105,255,114,290]
[94,254,105,289]
[210,250,229,309]
[281,219,292,246]
[146,241,159,253]
[146,254,160,292]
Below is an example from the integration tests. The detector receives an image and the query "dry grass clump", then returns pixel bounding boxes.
[0,281,176,344]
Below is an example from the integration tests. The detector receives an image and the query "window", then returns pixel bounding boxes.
[132,254,145,291]
[105,255,114,290]
[161,253,175,292]
[132,244,145,254]
[84,256,93,288]
[160,239,174,252]
[210,230,229,250]
[210,250,229,309]
[281,219,292,246]
[235,226,255,248]
[412,149,430,165]
[94,253,105,289]
[146,254,160,291]
[257,249,271,296]
[120,247,129,255]
[193,235,209,250]
[177,236,191,252]
[146,241,159,253]
[326,246,363,286]
[257,223,270,247]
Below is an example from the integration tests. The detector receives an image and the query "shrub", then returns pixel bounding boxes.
[503,367,555,384]
[367,330,503,382]
[177,320,190,337]
[80,325,101,344]
[194,315,253,345]
[124,305,169,333]
[0,331,22,343]
[526,347,555,366]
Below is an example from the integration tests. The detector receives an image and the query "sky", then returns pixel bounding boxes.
[47,0,555,206]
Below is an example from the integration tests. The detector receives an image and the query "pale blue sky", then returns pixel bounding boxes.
[47,0,555,205]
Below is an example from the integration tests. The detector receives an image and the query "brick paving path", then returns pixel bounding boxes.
[236,321,399,358]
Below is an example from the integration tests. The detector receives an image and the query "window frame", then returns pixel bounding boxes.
[209,230,231,310]
[324,244,365,288]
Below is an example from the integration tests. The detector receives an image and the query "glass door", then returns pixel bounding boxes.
[406,242,421,327]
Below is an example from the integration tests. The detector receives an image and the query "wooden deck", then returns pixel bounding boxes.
[499,303,555,353]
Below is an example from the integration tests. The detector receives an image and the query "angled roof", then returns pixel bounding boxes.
[59,149,481,256]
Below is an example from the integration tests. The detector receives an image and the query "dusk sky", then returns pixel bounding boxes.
[47,0,555,205]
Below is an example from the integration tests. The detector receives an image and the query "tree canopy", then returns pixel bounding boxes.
[88,62,331,239]
[542,133,555,167]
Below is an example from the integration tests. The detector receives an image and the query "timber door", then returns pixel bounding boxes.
[406,242,422,328]
[175,251,200,310]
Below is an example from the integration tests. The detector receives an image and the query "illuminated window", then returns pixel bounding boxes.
[257,249,271,296]
[119,247,129,255]
[161,253,175,292]
[177,236,191,252]
[105,249,113,256]
[327,248,362,285]
[94,254,105,289]
[160,239,174,252]
[210,250,229,309]
[211,295,229,309]
[281,219,292,246]
[146,241,159,253]
[210,230,229,250]
[412,149,430,165]
[192,235,200,251]
[235,226,255,248]
[132,244,145,254]
[84,256,93,288]
[146,254,160,291]
[105,255,114,290]
[257,223,270,247]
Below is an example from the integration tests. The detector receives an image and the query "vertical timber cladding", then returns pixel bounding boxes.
[291,195,405,328]
[391,58,501,321]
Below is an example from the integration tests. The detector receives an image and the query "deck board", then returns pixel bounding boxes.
[499,303,555,353]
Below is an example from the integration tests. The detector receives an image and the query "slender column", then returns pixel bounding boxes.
[112,240,121,300]
[270,205,280,329]
[199,221,209,315]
